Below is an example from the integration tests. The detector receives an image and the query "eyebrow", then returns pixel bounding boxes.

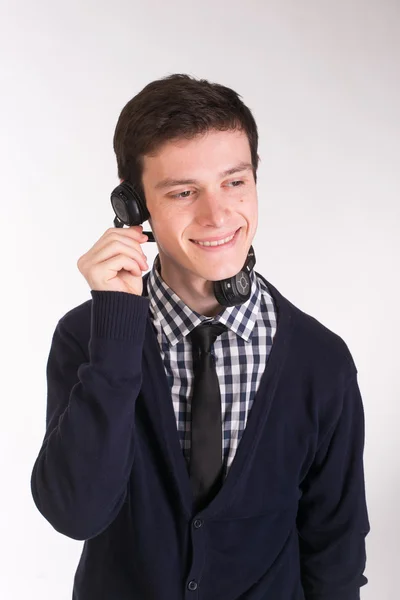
[154,161,254,190]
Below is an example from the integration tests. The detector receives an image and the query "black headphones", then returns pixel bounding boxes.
[110,181,256,307]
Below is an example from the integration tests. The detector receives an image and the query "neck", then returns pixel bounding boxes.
[155,255,223,317]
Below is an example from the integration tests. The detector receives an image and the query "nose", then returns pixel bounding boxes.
[195,191,231,228]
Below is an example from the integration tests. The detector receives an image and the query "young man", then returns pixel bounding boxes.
[31,73,369,599]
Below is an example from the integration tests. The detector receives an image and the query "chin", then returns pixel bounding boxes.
[198,260,244,283]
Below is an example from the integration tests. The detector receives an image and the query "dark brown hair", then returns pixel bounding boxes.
[113,73,260,201]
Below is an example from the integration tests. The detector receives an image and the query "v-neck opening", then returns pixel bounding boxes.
[141,272,293,519]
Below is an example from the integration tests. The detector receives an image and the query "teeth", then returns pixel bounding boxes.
[195,233,235,247]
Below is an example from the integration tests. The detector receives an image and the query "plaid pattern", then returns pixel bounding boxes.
[146,254,277,480]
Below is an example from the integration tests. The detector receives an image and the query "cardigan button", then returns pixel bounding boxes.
[193,519,203,528]
[188,580,198,591]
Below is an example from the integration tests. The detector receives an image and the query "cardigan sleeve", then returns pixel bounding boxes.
[296,371,370,600]
[30,291,150,541]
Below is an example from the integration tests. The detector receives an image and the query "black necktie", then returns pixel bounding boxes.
[188,321,227,511]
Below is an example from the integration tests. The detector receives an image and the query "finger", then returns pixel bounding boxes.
[93,240,149,271]
[94,255,144,280]
[92,234,148,260]
[105,226,148,242]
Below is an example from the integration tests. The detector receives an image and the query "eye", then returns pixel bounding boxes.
[170,180,244,199]
[228,180,245,187]
[171,190,192,199]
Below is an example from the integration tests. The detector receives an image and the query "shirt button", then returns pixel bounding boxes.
[188,580,198,591]
[193,519,203,528]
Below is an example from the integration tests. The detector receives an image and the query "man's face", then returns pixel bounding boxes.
[141,128,258,285]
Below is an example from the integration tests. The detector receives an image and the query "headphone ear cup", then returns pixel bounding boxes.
[213,280,226,305]
[213,270,251,307]
[111,181,150,226]
[131,186,150,223]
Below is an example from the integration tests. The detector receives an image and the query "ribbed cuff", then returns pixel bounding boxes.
[90,290,150,340]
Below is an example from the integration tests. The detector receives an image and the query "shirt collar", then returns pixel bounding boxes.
[145,254,263,346]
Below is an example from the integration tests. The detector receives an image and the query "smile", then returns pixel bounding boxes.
[194,233,235,247]
[190,228,241,250]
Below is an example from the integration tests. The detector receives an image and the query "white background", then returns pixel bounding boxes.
[1,1,399,598]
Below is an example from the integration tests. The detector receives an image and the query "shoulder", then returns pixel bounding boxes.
[255,271,357,380]
[293,301,356,374]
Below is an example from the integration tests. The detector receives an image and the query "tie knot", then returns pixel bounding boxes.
[189,322,227,355]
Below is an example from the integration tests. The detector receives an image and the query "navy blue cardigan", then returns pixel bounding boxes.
[31,271,369,599]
